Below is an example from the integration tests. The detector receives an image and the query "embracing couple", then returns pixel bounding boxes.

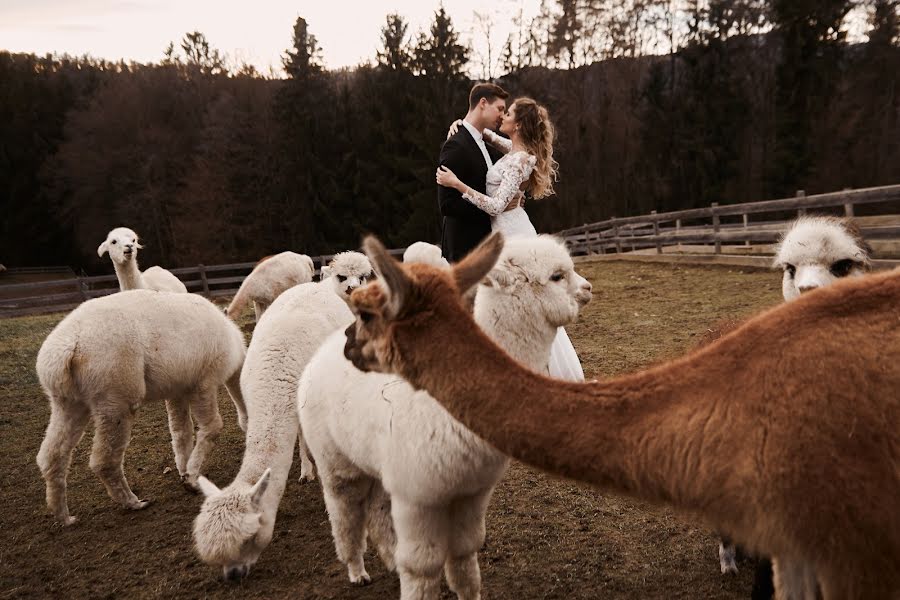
[435,82,584,382]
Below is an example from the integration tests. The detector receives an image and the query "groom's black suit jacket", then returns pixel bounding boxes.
[437,128,504,262]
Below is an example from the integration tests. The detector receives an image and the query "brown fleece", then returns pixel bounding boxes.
[347,236,900,599]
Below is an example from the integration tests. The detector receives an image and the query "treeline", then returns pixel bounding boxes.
[1,1,899,271]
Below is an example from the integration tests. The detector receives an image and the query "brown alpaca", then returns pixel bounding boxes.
[343,233,900,600]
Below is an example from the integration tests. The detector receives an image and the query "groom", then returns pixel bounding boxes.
[437,82,510,262]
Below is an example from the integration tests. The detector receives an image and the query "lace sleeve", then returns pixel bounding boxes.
[482,129,512,154]
[462,152,536,216]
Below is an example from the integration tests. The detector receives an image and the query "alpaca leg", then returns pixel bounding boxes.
[750,557,775,600]
[718,535,739,574]
[36,399,90,525]
[89,405,148,510]
[183,387,224,490]
[320,471,374,585]
[164,397,193,476]
[366,482,396,572]
[297,432,317,483]
[772,557,817,600]
[392,499,449,600]
[224,370,247,432]
[444,490,492,600]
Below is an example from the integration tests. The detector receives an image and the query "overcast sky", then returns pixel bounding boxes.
[0,0,543,76]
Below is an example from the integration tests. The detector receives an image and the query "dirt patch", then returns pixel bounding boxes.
[0,259,782,599]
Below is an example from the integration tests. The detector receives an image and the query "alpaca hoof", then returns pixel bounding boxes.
[237,415,248,432]
[58,515,78,526]
[721,562,739,575]
[127,498,152,511]
[298,471,317,484]
[350,572,372,586]
[181,474,200,493]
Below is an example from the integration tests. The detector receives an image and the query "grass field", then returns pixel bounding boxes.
[0,258,784,599]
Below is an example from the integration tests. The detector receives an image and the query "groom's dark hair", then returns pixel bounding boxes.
[468,83,509,110]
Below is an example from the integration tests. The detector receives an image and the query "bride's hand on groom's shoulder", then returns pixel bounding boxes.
[446,119,463,139]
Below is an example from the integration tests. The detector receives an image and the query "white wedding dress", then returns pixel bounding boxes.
[461,130,585,382]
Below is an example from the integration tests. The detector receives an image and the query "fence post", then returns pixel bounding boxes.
[842,188,854,217]
[743,213,750,247]
[77,277,89,302]
[711,202,721,254]
[796,190,806,217]
[611,217,622,254]
[651,210,661,254]
[198,264,210,297]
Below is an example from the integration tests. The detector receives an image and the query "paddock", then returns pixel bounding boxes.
[0,258,784,599]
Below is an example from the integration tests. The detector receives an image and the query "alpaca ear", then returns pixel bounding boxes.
[135,240,144,249]
[249,468,271,507]
[320,265,332,280]
[453,232,504,296]
[97,241,109,257]
[482,261,517,289]
[363,235,410,320]
[197,476,221,498]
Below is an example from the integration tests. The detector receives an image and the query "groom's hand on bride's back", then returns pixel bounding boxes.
[504,192,525,212]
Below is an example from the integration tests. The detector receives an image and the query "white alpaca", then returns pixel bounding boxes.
[297,236,593,598]
[320,251,375,303]
[98,227,187,293]
[192,252,372,580]
[402,242,449,268]
[36,290,247,525]
[716,215,874,576]
[774,215,872,301]
[226,251,315,320]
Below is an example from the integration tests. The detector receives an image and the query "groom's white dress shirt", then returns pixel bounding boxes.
[462,120,493,169]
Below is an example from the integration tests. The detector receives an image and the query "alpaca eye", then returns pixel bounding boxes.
[359,310,375,324]
[111,240,117,245]
[550,272,565,282]
[830,259,854,278]
[337,275,347,282]
[785,264,796,278]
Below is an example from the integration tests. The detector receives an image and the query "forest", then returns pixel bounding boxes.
[1,0,898,270]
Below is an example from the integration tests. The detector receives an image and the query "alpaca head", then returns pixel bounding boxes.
[344,233,504,375]
[320,251,374,303]
[478,235,592,329]
[774,216,872,301]
[192,469,272,581]
[97,227,143,265]
[403,241,450,268]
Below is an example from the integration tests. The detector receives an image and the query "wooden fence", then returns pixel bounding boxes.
[559,185,900,256]
[2,184,899,318]
[0,250,404,319]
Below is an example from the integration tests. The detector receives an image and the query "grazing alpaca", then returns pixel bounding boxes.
[718,215,874,579]
[36,290,246,525]
[193,281,354,580]
[298,236,592,596]
[402,241,449,268]
[774,215,872,301]
[98,227,187,293]
[226,251,315,320]
[343,233,900,600]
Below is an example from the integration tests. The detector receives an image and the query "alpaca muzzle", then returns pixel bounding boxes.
[343,323,370,372]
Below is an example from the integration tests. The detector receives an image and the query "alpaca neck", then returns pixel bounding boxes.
[401,296,738,512]
[474,292,556,372]
[113,258,144,291]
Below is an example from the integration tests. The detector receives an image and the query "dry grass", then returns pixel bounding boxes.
[0,259,782,599]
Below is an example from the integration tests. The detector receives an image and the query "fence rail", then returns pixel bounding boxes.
[2,185,899,318]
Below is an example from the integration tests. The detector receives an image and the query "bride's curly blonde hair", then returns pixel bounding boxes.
[512,97,558,199]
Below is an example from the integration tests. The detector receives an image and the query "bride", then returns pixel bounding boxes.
[435,97,586,382]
